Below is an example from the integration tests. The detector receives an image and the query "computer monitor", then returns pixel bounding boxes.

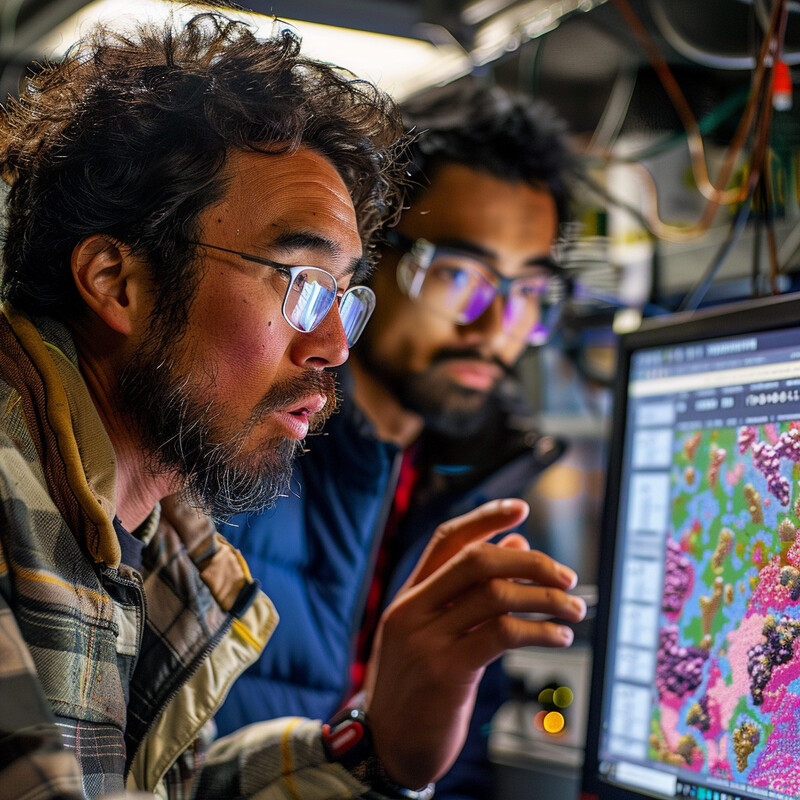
[584,293,800,800]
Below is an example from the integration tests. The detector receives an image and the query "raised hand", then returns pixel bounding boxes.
[363,497,587,790]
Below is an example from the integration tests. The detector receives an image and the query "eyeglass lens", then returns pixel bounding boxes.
[413,255,559,343]
[339,287,376,346]
[283,267,374,346]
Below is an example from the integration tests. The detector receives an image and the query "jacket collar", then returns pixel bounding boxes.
[0,304,121,566]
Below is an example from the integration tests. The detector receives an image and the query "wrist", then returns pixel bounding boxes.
[322,707,434,800]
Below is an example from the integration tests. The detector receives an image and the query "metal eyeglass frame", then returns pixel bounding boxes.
[190,241,376,343]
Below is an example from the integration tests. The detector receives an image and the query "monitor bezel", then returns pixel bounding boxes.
[583,292,800,800]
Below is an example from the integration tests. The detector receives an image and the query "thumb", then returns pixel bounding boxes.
[496,531,530,551]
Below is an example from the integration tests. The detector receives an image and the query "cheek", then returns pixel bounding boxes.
[497,339,527,367]
[371,303,455,371]
[192,293,288,395]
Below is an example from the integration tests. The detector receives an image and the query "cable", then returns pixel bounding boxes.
[641,0,771,199]
[0,0,26,52]
[614,0,754,203]
[650,0,800,68]
[761,1,789,294]
[755,0,800,41]
[752,194,764,297]
[679,1,788,309]
[763,167,781,294]
[649,0,758,70]
[588,67,637,153]
[517,37,546,95]
[677,183,757,311]
[602,0,783,242]
[0,0,27,102]
[584,86,750,170]
[725,0,788,298]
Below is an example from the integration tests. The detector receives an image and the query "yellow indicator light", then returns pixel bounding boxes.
[538,688,554,704]
[543,711,565,734]
[553,686,574,708]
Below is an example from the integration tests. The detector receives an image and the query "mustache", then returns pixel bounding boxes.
[430,348,515,379]
[249,369,338,425]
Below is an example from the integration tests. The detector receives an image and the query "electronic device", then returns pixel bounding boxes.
[584,293,800,800]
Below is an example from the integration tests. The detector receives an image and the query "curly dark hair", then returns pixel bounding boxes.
[0,12,406,322]
[399,77,577,225]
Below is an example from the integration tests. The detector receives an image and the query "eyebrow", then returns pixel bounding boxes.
[266,230,368,281]
[434,237,556,272]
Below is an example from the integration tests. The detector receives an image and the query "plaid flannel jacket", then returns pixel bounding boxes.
[0,305,382,800]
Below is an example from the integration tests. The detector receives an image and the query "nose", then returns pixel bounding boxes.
[459,290,536,367]
[459,291,509,346]
[289,304,350,369]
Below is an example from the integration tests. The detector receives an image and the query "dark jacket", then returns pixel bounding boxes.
[215,367,565,799]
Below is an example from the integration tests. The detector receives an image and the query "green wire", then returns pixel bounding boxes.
[584,85,750,166]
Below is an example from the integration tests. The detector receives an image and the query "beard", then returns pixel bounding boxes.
[116,324,337,521]
[356,340,512,438]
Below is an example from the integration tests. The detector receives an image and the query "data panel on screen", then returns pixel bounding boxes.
[588,298,800,800]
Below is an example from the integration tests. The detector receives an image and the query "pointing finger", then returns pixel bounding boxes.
[405,498,530,588]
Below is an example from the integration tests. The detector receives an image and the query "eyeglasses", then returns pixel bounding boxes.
[190,242,376,346]
[385,230,568,346]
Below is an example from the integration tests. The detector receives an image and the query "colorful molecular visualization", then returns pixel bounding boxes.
[652,422,800,798]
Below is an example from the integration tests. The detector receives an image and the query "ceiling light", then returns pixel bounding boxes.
[30,0,472,101]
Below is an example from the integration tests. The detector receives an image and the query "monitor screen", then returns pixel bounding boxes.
[584,294,800,800]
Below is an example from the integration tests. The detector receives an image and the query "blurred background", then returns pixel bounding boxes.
[3,0,798,796]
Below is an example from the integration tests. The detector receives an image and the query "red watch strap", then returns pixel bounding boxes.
[322,718,366,758]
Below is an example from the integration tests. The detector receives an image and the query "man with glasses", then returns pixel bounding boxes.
[0,16,586,800]
[217,79,579,799]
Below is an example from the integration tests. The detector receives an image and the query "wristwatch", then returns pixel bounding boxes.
[322,707,435,800]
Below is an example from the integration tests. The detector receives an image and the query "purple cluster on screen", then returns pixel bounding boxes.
[663,538,692,614]
[775,428,800,462]
[750,441,791,506]
[738,426,757,455]
[656,625,709,699]
[746,614,800,705]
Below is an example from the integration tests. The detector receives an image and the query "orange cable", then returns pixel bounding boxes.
[603,0,784,242]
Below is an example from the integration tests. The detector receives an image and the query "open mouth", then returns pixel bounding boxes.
[277,394,328,439]
[287,394,327,417]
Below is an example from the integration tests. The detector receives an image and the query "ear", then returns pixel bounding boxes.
[71,235,147,336]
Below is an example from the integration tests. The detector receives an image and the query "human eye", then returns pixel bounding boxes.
[261,261,294,290]
[258,263,292,301]
[516,278,548,298]
[429,255,480,288]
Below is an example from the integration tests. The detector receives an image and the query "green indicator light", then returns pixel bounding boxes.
[538,688,554,704]
[553,686,574,708]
